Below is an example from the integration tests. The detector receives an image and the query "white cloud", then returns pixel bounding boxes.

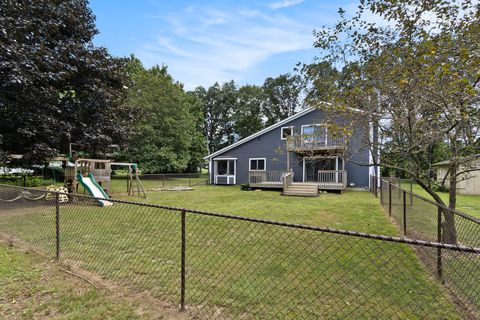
[139,6,315,89]
[269,0,304,10]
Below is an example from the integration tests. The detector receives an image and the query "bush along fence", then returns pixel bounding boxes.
[380,178,480,318]
[0,184,479,319]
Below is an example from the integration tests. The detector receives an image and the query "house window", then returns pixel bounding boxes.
[216,160,235,175]
[281,126,294,140]
[249,158,266,171]
[301,124,327,144]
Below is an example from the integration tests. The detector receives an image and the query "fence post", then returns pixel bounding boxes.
[388,181,392,216]
[55,192,60,261]
[403,190,407,236]
[380,179,383,204]
[189,176,191,187]
[437,206,443,281]
[374,175,378,198]
[180,209,186,311]
[163,174,165,188]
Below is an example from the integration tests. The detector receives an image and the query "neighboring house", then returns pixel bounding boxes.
[433,157,480,195]
[204,107,379,195]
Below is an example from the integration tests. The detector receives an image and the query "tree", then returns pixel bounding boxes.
[185,91,208,172]
[304,0,480,243]
[234,85,264,139]
[121,57,205,173]
[262,73,304,126]
[194,81,237,153]
[0,0,131,161]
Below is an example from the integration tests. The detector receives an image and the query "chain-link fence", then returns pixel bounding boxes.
[111,173,208,191]
[380,179,480,318]
[0,184,479,319]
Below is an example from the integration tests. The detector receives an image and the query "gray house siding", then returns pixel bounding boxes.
[209,108,371,188]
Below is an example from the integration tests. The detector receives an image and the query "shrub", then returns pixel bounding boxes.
[240,183,252,191]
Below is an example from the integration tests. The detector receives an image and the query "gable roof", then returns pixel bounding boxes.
[204,107,317,160]
[432,154,480,167]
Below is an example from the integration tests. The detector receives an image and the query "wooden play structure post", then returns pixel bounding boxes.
[64,158,112,194]
[110,162,146,198]
[61,157,146,198]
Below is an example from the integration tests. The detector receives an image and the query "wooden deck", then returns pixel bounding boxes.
[250,181,346,190]
[249,170,347,191]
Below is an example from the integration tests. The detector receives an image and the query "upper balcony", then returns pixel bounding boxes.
[286,134,347,153]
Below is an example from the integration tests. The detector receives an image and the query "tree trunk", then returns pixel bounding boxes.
[415,177,457,244]
[443,163,458,244]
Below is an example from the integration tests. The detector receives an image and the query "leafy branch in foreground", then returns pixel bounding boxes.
[304,0,480,243]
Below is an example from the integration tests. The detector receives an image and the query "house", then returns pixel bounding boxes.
[433,157,480,195]
[204,107,379,196]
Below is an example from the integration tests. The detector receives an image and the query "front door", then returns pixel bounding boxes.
[304,158,337,182]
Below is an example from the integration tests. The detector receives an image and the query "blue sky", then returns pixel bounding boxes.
[89,0,360,90]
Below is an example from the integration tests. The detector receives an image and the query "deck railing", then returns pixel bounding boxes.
[317,170,347,190]
[287,134,346,152]
[249,170,287,185]
[282,171,293,191]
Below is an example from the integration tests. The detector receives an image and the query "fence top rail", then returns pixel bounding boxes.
[1,183,479,254]
[134,173,202,176]
[382,178,480,225]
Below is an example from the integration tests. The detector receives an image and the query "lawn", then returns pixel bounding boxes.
[0,242,164,319]
[110,179,401,235]
[0,184,468,319]
[409,184,480,218]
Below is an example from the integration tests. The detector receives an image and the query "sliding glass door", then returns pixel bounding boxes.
[303,157,338,182]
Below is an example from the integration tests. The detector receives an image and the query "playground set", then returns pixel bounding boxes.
[0,154,147,207]
[62,158,146,206]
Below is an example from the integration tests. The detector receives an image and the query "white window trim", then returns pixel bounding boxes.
[249,158,267,171]
[301,124,328,145]
[280,126,294,140]
[213,159,236,184]
[301,124,327,134]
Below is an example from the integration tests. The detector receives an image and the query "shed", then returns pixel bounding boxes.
[433,157,480,195]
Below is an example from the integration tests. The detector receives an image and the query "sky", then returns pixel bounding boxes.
[89,0,359,90]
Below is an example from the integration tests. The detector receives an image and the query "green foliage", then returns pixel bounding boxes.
[193,73,305,153]
[240,183,252,191]
[0,0,132,161]
[304,0,480,213]
[120,56,206,173]
[234,85,264,139]
[0,174,56,187]
[262,73,304,126]
[194,81,237,154]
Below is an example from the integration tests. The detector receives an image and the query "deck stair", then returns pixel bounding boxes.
[282,183,318,197]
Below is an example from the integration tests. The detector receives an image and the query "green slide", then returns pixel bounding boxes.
[77,173,113,207]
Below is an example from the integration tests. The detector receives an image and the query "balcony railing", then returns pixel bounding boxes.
[317,170,347,190]
[286,134,346,153]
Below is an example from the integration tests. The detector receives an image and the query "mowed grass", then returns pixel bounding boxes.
[0,242,156,320]
[111,184,398,235]
[410,184,480,219]
[0,184,465,319]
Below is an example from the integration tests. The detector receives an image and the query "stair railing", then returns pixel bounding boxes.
[282,171,293,193]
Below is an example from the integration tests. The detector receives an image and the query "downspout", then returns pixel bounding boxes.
[208,158,212,184]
